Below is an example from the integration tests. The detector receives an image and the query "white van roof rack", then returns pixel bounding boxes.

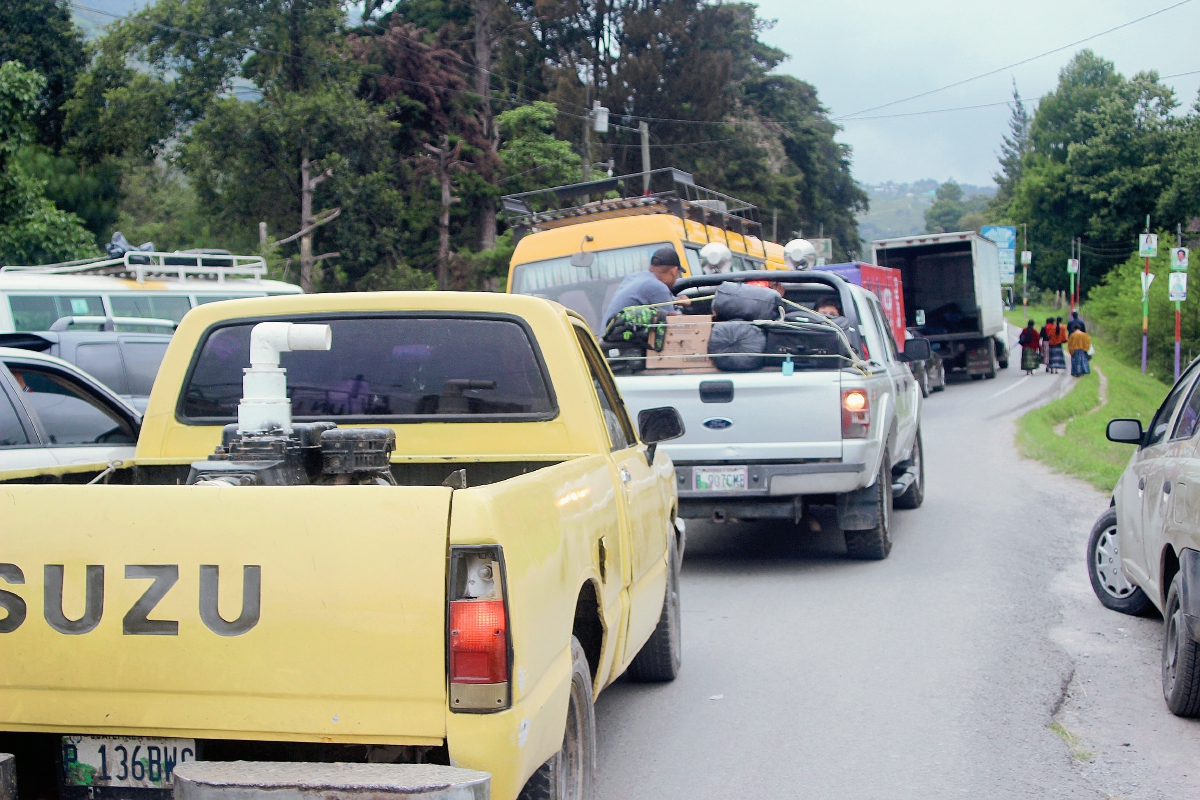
[0,250,267,283]
[49,316,178,332]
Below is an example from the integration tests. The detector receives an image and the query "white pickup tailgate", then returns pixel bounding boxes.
[616,371,843,462]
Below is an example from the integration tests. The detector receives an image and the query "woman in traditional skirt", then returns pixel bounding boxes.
[1047,316,1068,373]
[1018,320,1042,375]
[1039,317,1053,369]
[1068,327,1092,376]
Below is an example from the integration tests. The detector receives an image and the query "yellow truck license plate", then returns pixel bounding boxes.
[61,735,196,789]
[693,466,748,491]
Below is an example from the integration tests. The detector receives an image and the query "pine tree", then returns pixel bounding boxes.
[991,81,1030,207]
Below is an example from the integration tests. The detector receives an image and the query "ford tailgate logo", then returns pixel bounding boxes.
[702,417,733,430]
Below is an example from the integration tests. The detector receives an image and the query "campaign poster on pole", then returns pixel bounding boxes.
[1020,250,1032,265]
[1139,234,1159,258]
[812,238,833,267]
[982,225,1017,285]
[1067,258,1079,274]
[1170,272,1188,302]
[1171,247,1189,271]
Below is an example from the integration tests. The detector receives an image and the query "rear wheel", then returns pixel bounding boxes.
[844,447,893,560]
[518,637,597,800]
[894,429,924,510]
[627,528,681,682]
[932,366,946,392]
[1086,508,1151,615]
[919,369,930,397]
[1163,574,1200,717]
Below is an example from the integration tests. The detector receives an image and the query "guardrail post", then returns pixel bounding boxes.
[0,753,15,800]
[173,762,490,800]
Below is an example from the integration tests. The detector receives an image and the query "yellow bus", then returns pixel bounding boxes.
[504,168,788,331]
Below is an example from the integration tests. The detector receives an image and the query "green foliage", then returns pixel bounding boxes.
[16,147,121,239]
[497,102,579,195]
[924,180,987,233]
[0,60,94,263]
[991,50,1200,294]
[0,0,87,150]
[1085,236,1200,384]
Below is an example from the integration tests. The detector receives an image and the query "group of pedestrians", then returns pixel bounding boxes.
[1018,311,1093,377]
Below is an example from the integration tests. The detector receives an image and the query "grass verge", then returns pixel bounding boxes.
[1003,305,1168,493]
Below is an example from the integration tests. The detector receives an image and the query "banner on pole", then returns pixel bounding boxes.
[1139,233,1159,258]
[1142,272,1156,296]
[1020,250,1032,265]
[1171,247,1189,271]
[1067,258,1079,274]
[982,225,1017,285]
[1170,272,1188,302]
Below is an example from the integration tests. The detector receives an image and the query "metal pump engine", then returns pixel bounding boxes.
[186,322,397,488]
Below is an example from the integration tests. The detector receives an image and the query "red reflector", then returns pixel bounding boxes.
[449,600,508,684]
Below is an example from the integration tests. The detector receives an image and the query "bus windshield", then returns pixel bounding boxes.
[510,242,670,332]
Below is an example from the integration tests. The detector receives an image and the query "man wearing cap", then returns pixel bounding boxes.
[602,245,692,327]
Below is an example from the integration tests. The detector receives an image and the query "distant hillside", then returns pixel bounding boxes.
[858,181,995,243]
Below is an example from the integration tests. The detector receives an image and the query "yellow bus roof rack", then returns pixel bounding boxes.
[1,250,267,283]
[501,168,762,243]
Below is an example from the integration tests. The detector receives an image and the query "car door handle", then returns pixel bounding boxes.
[620,468,632,484]
[1164,482,1172,494]
[1139,477,1145,491]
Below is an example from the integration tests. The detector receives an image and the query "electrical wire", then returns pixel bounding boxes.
[834,0,1196,120]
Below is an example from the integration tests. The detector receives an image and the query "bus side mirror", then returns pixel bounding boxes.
[570,251,595,268]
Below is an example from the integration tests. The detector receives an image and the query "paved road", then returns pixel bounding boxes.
[595,329,1200,799]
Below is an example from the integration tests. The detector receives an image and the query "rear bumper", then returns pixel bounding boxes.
[674,460,869,518]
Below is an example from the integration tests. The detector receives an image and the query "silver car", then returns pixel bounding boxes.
[0,347,140,481]
[1089,357,1200,716]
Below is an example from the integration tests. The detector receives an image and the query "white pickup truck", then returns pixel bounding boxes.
[610,270,930,559]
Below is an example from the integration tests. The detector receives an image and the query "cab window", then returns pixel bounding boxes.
[573,325,635,451]
[6,364,136,445]
[1172,379,1200,440]
[1146,363,1200,447]
[0,381,30,447]
[110,294,193,324]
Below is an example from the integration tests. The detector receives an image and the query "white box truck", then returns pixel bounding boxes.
[870,231,1008,379]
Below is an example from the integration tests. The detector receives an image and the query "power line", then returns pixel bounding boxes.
[834,0,1196,120]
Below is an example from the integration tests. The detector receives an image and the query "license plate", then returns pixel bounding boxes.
[692,466,748,492]
[61,735,196,789]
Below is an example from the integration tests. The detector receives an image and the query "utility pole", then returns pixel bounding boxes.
[1143,214,1152,373]
[1021,223,1028,320]
[1177,223,1184,381]
[1068,238,1076,315]
[1076,237,1082,310]
[639,122,651,195]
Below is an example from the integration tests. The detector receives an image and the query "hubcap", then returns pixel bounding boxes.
[1093,526,1136,598]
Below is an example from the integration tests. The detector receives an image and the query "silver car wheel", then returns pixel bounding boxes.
[1093,524,1136,598]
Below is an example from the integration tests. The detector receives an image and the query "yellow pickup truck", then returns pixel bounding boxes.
[0,291,685,800]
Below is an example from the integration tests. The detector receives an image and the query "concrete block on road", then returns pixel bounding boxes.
[0,753,15,800]
[173,762,490,800]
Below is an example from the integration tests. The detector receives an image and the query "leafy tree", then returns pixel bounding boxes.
[0,0,86,150]
[0,61,94,263]
[496,101,579,194]
[924,181,986,233]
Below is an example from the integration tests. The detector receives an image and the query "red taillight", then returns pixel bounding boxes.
[450,599,508,684]
[842,389,870,438]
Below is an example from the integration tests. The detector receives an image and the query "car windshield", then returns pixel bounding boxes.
[510,242,671,333]
[180,315,556,422]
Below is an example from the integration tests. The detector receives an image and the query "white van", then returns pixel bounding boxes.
[0,250,302,332]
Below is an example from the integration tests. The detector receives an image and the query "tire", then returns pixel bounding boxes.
[920,369,930,398]
[518,637,597,800]
[1163,573,1200,717]
[844,447,893,560]
[1086,508,1151,615]
[627,528,682,682]
[894,429,924,510]
[932,368,946,392]
[970,374,983,381]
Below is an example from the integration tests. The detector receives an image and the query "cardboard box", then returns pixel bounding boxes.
[645,315,715,370]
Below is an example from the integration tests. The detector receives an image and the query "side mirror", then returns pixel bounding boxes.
[1106,418,1144,445]
[569,251,595,268]
[899,337,931,362]
[638,406,685,465]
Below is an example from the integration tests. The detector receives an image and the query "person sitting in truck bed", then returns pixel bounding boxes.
[601,246,691,327]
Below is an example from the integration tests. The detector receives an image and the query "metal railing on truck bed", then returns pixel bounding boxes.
[501,168,762,243]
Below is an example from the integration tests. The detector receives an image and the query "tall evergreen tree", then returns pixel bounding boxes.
[990,81,1030,209]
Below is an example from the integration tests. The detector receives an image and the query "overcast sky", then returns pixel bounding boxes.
[753,0,1200,187]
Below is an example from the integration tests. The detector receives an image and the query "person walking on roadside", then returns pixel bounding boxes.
[1039,317,1054,370]
[1047,316,1068,374]
[1068,326,1092,376]
[1067,311,1086,334]
[1019,320,1042,375]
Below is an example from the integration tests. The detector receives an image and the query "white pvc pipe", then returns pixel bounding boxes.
[238,322,332,434]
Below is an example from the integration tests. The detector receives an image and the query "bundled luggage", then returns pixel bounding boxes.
[711,282,782,322]
[707,321,767,372]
